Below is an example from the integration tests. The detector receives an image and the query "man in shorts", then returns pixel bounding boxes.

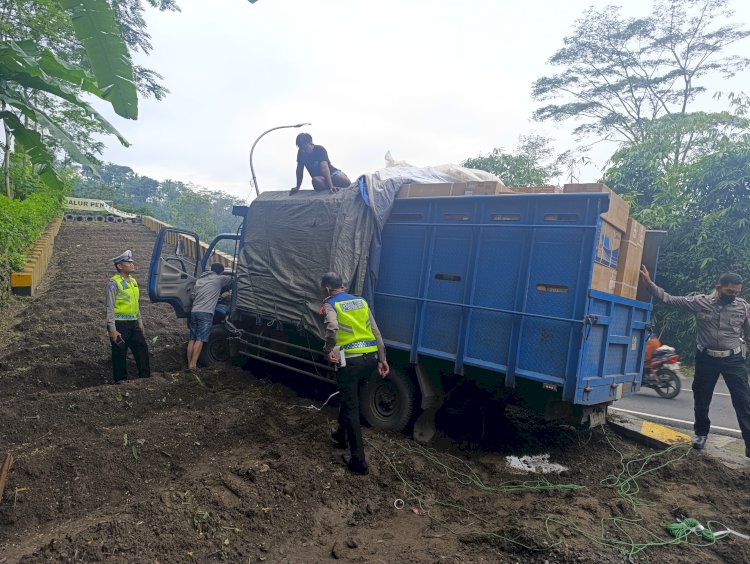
[187,263,233,369]
[290,132,351,193]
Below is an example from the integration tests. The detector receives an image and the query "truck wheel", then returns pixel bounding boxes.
[198,324,230,367]
[360,368,414,433]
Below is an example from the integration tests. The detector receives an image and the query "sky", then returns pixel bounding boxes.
[96,0,750,202]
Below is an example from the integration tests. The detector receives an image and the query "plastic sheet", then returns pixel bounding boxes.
[234,163,501,339]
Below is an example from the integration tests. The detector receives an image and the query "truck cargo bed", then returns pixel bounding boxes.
[374,193,651,405]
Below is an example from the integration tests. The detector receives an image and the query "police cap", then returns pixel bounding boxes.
[112,250,134,265]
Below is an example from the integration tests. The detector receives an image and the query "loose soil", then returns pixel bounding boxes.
[1,222,750,563]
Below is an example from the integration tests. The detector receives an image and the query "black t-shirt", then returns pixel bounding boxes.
[297,145,339,177]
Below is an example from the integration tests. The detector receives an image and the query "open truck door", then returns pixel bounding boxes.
[148,228,202,318]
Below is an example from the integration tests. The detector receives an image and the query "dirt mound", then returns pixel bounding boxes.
[1,222,750,563]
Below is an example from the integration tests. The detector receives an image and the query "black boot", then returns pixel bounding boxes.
[343,452,369,475]
[330,427,347,449]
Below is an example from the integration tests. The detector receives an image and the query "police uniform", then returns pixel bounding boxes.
[647,281,750,450]
[322,291,386,474]
[106,250,151,382]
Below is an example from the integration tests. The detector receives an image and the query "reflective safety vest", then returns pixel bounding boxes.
[327,292,378,355]
[111,274,139,321]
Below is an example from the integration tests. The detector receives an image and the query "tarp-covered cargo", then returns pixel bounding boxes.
[233,164,500,338]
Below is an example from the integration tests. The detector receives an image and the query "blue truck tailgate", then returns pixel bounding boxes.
[373,192,651,406]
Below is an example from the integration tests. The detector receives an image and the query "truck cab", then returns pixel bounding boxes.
[148,214,243,365]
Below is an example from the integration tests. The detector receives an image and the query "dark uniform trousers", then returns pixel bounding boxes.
[336,352,377,465]
[111,320,151,382]
[693,350,750,446]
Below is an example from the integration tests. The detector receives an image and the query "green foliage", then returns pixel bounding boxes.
[532,0,750,145]
[0,0,138,195]
[61,0,138,119]
[0,0,180,195]
[462,134,560,186]
[605,111,750,225]
[604,109,750,359]
[0,175,70,303]
[75,163,242,250]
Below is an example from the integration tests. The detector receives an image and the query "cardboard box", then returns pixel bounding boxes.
[397,181,506,198]
[563,183,630,231]
[592,263,618,294]
[596,220,623,269]
[614,217,646,299]
[506,185,562,194]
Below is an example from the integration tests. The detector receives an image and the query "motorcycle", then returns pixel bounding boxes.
[642,344,682,399]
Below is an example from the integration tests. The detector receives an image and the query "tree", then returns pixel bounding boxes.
[0,0,141,196]
[0,0,182,195]
[0,0,180,101]
[603,105,750,358]
[532,0,750,149]
[462,134,560,186]
[74,163,243,248]
[108,0,181,101]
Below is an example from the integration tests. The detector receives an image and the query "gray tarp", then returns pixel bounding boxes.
[234,164,499,339]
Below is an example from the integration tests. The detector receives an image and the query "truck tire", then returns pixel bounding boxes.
[198,324,230,367]
[359,368,415,433]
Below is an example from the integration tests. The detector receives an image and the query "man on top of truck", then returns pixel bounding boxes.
[320,271,389,475]
[640,265,750,456]
[290,133,350,194]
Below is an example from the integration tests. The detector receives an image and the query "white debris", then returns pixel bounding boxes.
[505,454,568,474]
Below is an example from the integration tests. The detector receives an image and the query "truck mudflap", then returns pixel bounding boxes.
[412,364,445,444]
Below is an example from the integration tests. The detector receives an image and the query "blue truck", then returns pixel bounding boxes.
[148,188,663,442]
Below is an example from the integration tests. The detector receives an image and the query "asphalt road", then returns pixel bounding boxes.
[611,376,743,439]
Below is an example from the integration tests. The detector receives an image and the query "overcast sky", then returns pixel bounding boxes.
[96,0,750,201]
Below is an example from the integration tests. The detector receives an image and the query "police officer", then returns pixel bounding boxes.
[106,250,151,383]
[320,272,389,475]
[640,266,750,455]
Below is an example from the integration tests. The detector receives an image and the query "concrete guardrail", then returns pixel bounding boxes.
[141,216,236,270]
[10,215,235,297]
[10,217,63,297]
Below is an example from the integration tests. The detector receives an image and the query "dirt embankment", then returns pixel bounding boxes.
[1,222,750,563]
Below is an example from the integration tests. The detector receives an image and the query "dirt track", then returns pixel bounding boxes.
[2,222,750,563]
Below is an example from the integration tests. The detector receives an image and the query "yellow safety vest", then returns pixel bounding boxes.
[111,274,139,321]
[330,293,378,355]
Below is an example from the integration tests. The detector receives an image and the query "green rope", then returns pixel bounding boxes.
[543,513,721,562]
[543,428,713,561]
[394,439,584,494]
[366,437,560,552]
[666,518,717,542]
[366,430,722,563]
[600,425,692,508]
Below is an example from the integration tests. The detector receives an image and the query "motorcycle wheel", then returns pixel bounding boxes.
[654,368,681,399]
